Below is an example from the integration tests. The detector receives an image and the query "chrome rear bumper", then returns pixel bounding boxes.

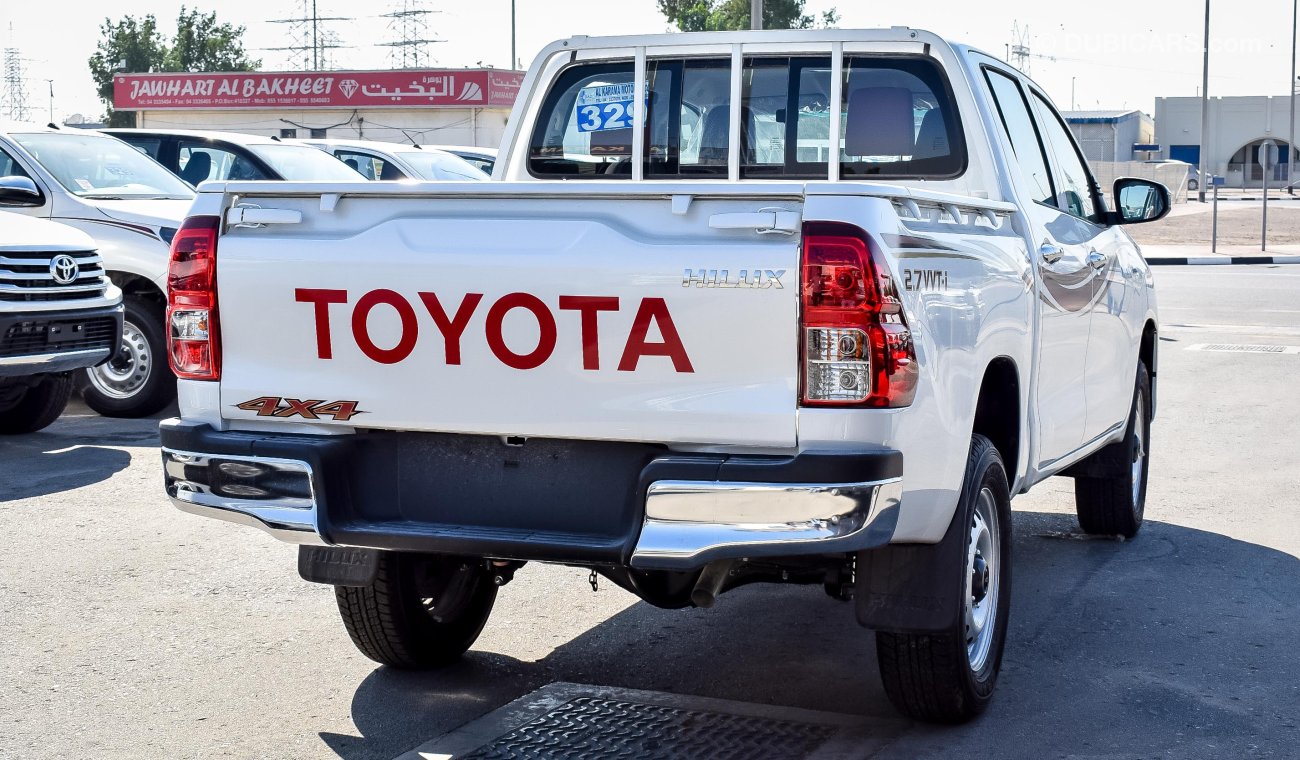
[163,449,322,544]
[632,478,900,567]
[160,420,902,569]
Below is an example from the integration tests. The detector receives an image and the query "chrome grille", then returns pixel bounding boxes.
[0,250,108,302]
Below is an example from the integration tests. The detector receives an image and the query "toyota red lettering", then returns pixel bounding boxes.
[296,289,694,373]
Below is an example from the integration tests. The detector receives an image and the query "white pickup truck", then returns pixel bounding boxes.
[159,28,1165,722]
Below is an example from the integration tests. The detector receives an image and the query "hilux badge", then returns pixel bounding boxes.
[682,269,785,289]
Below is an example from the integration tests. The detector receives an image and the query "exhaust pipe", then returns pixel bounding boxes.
[690,560,734,608]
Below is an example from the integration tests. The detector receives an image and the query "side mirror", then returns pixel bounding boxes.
[0,175,43,206]
[1110,177,1170,225]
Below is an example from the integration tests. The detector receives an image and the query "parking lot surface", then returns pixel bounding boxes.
[3,266,1299,759]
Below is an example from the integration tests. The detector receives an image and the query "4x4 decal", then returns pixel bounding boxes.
[235,396,364,421]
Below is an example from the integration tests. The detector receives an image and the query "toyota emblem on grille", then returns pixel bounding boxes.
[50,254,80,285]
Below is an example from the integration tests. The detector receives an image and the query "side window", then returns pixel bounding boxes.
[651,59,730,177]
[1029,91,1100,222]
[983,69,1054,206]
[839,56,965,177]
[178,142,269,183]
[121,137,163,161]
[529,61,637,178]
[739,57,831,178]
[335,151,389,180]
[0,145,30,178]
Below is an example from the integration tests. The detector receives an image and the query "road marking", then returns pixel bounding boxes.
[1185,344,1300,354]
[1166,323,1300,337]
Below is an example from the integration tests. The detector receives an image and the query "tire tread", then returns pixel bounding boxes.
[874,434,1008,724]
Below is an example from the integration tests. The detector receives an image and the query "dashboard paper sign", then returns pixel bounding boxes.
[575,83,639,132]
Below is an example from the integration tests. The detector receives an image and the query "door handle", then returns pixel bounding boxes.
[1087,250,1110,269]
[1038,243,1064,264]
[708,210,801,235]
[226,207,303,226]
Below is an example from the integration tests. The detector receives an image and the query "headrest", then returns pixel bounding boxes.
[844,87,915,157]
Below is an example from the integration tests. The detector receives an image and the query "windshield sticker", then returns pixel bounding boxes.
[74,178,94,191]
[575,82,640,133]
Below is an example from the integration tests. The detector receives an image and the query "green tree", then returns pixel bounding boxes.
[658,0,839,32]
[88,7,259,126]
[167,8,257,73]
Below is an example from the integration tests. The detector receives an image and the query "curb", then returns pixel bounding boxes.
[1147,255,1300,266]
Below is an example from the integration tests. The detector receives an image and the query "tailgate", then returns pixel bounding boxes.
[215,185,803,447]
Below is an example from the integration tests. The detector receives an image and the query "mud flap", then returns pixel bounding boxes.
[298,545,381,587]
[854,500,966,634]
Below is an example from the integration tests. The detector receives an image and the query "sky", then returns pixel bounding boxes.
[1,0,1297,123]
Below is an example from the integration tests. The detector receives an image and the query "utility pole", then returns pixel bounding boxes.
[1289,0,1296,194]
[1198,0,1211,203]
[751,0,762,30]
[1071,77,1076,111]
[378,0,442,68]
[511,0,517,69]
[46,79,52,123]
[267,0,352,71]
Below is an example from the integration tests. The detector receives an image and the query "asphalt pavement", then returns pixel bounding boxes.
[2,266,1299,759]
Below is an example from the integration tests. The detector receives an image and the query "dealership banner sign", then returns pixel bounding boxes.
[113,69,524,110]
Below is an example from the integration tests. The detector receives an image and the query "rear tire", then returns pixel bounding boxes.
[82,297,175,419]
[875,434,1013,723]
[335,552,497,669]
[0,373,73,434]
[1074,362,1150,538]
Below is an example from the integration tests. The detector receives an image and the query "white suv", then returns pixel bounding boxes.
[0,123,192,417]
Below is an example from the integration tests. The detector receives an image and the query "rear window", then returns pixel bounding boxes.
[527,55,965,180]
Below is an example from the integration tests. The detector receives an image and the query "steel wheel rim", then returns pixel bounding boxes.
[1131,388,1147,507]
[86,320,151,400]
[966,487,999,672]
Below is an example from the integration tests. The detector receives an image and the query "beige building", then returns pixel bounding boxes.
[1155,95,1297,189]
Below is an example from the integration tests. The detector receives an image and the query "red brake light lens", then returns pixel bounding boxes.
[801,224,916,408]
[166,215,222,380]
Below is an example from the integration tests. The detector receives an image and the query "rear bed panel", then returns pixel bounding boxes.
[215,191,802,447]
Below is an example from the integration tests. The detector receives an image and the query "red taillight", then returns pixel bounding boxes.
[800,223,917,408]
[167,215,222,380]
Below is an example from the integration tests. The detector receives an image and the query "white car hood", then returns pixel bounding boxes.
[0,210,98,250]
[92,198,190,229]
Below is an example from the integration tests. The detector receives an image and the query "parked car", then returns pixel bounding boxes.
[299,139,489,181]
[101,129,365,184]
[157,28,1166,723]
[0,210,123,433]
[0,122,192,417]
[1143,159,1201,191]
[435,145,497,175]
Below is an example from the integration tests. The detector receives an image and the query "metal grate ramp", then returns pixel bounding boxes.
[393,682,901,760]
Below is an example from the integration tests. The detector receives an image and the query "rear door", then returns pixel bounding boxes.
[215,187,804,447]
[983,67,1089,466]
[1025,89,1134,442]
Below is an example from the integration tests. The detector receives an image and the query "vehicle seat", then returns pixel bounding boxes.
[181,152,212,185]
[698,108,729,165]
[699,107,760,165]
[343,158,360,172]
[912,108,949,160]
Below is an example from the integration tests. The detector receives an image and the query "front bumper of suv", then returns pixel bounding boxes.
[159,419,901,571]
[0,303,124,377]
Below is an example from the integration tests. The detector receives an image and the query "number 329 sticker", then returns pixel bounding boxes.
[576,82,641,132]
